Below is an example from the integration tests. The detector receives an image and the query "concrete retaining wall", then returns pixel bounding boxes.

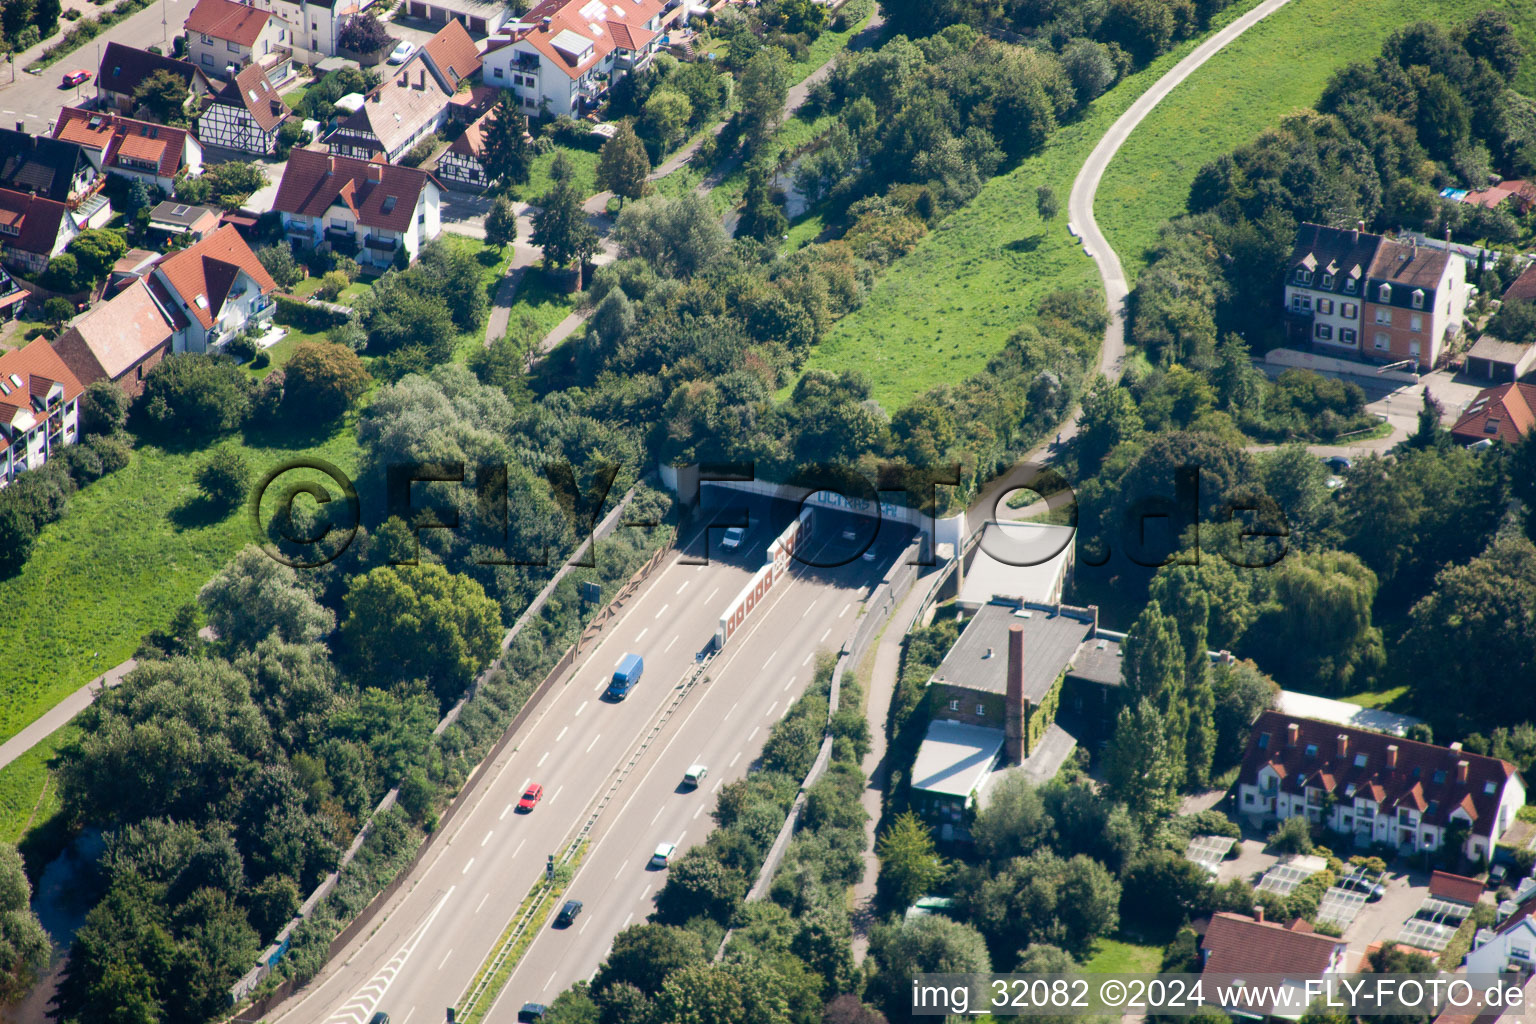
[1265,347,1420,384]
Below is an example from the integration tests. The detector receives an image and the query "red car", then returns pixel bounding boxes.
[517,783,543,812]
[61,69,91,87]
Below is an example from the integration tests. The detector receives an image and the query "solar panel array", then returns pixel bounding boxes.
[1184,835,1237,869]
[1316,887,1368,929]
[1419,897,1473,923]
[1396,916,1458,952]
[1257,862,1317,896]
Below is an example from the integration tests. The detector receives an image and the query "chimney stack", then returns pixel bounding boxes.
[1005,624,1025,765]
[418,67,426,90]
[327,154,335,174]
[1353,220,1362,243]
[1254,905,1265,924]
[1287,722,1300,748]
[1457,760,1469,784]
[1337,734,1348,758]
[1449,741,1463,753]
[1387,744,1399,770]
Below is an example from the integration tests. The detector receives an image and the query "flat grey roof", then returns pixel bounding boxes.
[1468,334,1535,364]
[930,601,1093,702]
[910,720,1005,799]
[1066,636,1122,686]
[958,521,1074,608]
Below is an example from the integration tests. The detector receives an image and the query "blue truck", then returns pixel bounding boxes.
[607,653,644,700]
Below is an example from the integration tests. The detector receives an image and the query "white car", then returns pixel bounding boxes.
[650,842,677,868]
[720,526,746,550]
[684,764,708,788]
[387,40,416,64]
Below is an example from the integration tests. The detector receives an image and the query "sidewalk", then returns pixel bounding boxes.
[0,659,133,773]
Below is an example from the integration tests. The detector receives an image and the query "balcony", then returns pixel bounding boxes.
[363,234,400,252]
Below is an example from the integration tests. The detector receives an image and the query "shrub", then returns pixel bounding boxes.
[338,12,390,52]
[137,353,252,434]
[195,446,252,510]
[42,297,75,331]
[224,333,259,363]
[258,242,306,289]
[1267,815,1314,855]
[79,380,128,435]
[316,269,350,301]
[283,341,371,420]
[42,254,79,292]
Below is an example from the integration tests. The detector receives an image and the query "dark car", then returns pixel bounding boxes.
[517,1004,547,1023]
[1491,863,1509,886]
[368,1013,391,1024]
[1338,875,1385,901]
[1325,455,1352,474]
[555,899,582,927]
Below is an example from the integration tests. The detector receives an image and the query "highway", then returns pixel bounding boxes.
[268,501,907,1024]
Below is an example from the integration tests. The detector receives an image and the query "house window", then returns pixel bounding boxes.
[1322,273,1333,288]
[201,32,212,43]
[1354,753,1367,767]
[228,40,240,51]
[1342,302,1357,317]
[1412,290,1425,309]
[948,700,959,712]
[1375,308,1392,325]
[975,704,985,716]
[1317,298,1333,315]
[492,66,504,78]
[202,53,214,66]
[1410,340,1421,359]
[1422,830,1436,848]
[1341,328,1356,344]
[1375,332,1390,351]
[1410,313,1423,331]
[1345,277,1357,293]
[1296,268,1312,284]
[1315,324,1333,340]
[1378,283,1391,301]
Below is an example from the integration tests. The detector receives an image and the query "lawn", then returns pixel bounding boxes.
[1341,685,1413,711]
[1095,0,1515,282]
[1083,937,1163,974]
[796,0,1271,409]
[0,418,362,748]
[506,145,601,203]
[0,725,75,843]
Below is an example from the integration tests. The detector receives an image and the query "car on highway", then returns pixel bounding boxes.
[555,899,582,927]
[651,842,677,868]
[720,526,746,550]
[368,1013,390,1024]
[684,764,708,788]
[61,69,91,86]
[517,783,543,812]
[386,40,416,64]
[517,1004,546,1022]
[606,653,643,700]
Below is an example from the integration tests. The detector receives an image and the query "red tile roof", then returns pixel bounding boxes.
[212,63,289,134]
[1240,712,1520,839]
[1502,263,1536,304]
[52,278,177,383]
[1202,912,1345,982]
[184,0,271,45]
[1367,238,1453,293]
[0,338,84,434]
[53,106,193,178]
[152,223,275,330]
[422,19,481,88]
[1429,870,1485,906]
[507,0,663,81]
[1450,382,1536,445]
[0,188,69,259]
[274,148,439,233]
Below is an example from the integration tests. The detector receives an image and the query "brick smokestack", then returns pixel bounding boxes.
[1005,624,1025,765]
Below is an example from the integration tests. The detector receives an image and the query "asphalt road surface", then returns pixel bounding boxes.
[267,503,909,1024]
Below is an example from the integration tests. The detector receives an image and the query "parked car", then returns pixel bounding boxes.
[1338,874,1386,901]
[1325,455,1352,473]
[720,526,746,550]
[61,69,91,86]
[651,842,677,868]
[555,899,583,927]
[683,764,708,788]
[517,1004,546,1023]
[1491,863,1509,886]
[517,783,543,812]
[387,40,415,64]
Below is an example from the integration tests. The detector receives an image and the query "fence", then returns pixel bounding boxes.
[229,485,666,1018]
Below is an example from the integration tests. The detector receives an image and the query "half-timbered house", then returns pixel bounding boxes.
[198,63,290,154]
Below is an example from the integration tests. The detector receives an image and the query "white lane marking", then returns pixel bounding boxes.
[321,885,455,1024]
[537,751,549,767]
[550,785,564,805]
[650,805,665,825]
[723,700,738,720]
[819,628,831,642]
[676,580,689,595]
[575,700,588,717]
[784,676,796,692]
[664,636,678,652]
[544,970,558,993]
[616,655,625,667]
[675,829,687,846]
[481,830,494,847]
[438,948,454,970]
[693,804,703,820]
[579,916,591,934]
[801,599,817,618]
[730,751,741,768]
[839,603,850,618]
[476,892,489,914]
[585,733,602,753]
[712,779,723,794]
[621,912,635,930]
[555,726,568,742]
[654,604,669,619]
[763,651,777,668]
[461,858,475,875]
[402,1008,415,1024]
[705,586,719,602]
[747,727,760,742]
[500,803,511,820]
[636,627,648,642]
[766,701,777,717]
[514,839,526,858]
[802,652,813,666]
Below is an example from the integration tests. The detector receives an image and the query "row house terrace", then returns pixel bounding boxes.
[1237,711,1526,862]
[53,107,203,193]
[0,340,83,488]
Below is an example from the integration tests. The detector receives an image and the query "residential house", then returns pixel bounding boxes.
[436,105,495,189]
[258,0,364,63]
[0,128,100,203]
[1464,336,1536,383]
[53,278,181,397]
[1236,711,1526,862]
[1200,910,1350,1019]
[0,339,83,488]
[1467,879,1536,978]
[325,20,480,163]
[1503,262,1536,304]
[95,42,214,115]
[908,600,1097,832]
[146,201,220,241]
[197,63,290,154]
[1463,179,1536,214]
[0,191,82,275]
[276,149,442,267]
[403,0,511,36]
[1363,236,1469,371]
[1449,382,1536,445]
[53,106,204,193]
[184,0,292,82]
[482,0,664,117]
[1282,222,1381,355]
[147,223,277,351]
[0,266,24,323]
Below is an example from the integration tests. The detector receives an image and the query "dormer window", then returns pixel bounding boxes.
[1295,268,1312,285]
[1321,273,1333,288]
[1345,277,1357,293]
[1355,753,1368,768]
[1378,283,1391,302]
[1411,289,1425,309]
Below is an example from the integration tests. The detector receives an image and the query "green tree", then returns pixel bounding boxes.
[593,924,708,999]
[1076,375,1142,468]
[595,119,651,207]
[340,563,503,707]
[198,546,336,648]
[0,844,48,1004]
[482,92,533,188]
[654,848,749,925]
[137,353,252,434]
[42,296,74,332]
[876,811,944,908]
[131,68,191,123]
[42,252,79,292]
[865,915,991,1023]
[532,175,599,289]
[737,48,790,154]
[485,193,519,251]
[257,242,305,289]
[1035,184,1059,221]
[612,193,730,279]
[1406,389,1446,449]
[737,161,788,242]
[641,88,692,151]
[195,445,251,511]
[282,341,371,420]
[66,228,128,285]
[316,269,349,301]
[1248,550,1385,694]
[79,379,128,435]
[1106,698,1179,824]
